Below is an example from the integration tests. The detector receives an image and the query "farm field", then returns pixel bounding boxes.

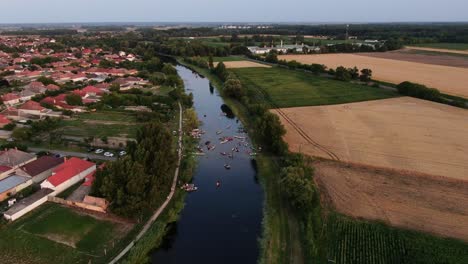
[214,60,271,68]
[274,97,468,180]
[231,67,396,108]
[326,214,468,264]
[406,46,468,55]
[0,203,132,264]
[408,42,468,51]
[279,54,468,98]
[360,49,468,68]
[315,159,468,241]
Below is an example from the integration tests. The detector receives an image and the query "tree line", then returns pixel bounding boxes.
[91,121,177,218]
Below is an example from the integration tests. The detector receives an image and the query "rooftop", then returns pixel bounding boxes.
[0,175,30,194]
[20,156,64,177]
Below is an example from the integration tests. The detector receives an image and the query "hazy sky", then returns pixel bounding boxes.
[1,0,467,23]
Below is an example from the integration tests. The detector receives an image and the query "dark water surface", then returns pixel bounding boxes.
[151,66,264,263]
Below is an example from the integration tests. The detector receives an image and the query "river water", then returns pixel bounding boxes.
[151,66,264,263]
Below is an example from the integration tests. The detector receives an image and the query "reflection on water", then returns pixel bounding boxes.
[220,104,235,119]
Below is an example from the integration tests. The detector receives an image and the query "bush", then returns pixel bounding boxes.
[397,81,441,101]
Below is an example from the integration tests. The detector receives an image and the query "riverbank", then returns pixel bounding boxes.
[178,59,307,264]
[116,104,198,264]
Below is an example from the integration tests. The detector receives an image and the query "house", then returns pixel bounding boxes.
[0,148,36,169]
[1,93,20,106]
[0,114,12,128]
[82,85,105,96]
[3,188,53,221]
[17,156,64,183]
[40,157,96,193]
[18,101,50,116]
[13,58,26,64]
[18,89,38,102]
[0,175,33,202]
[46,84,60,91]
[28,81,46,92]
[0,165,14,180]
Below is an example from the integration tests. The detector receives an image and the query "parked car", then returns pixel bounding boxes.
[95,149,104,154]
[119,151,127,156]
[87,148,95,152]
[104,152,114,157]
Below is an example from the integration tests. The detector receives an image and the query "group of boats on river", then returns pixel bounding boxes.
[183,113,261,192]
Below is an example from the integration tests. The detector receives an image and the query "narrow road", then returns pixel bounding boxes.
[28,147,117,161]
[109,102,183,264]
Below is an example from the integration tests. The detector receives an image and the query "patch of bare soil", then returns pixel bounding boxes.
[359,49,468,68]
[314,159,468,241]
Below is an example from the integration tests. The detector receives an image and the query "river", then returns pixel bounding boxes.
[151,65,264,263]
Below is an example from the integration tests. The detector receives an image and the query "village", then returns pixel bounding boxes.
[0,35,165,223]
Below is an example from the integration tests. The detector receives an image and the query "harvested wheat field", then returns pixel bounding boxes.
[214,60,270,68]
[273,97,468,180]
[360,49,468,68]
[406,46,468,55]
[314,159,468,241]
[279,54,468,98]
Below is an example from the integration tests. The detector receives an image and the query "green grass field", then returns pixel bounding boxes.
[327,214,468,264]
[0,203,130,264]
[78,110,137,122]
[212,56,245,62]
[231,67,397,108]
[59,119,140,138]
[411,43,468,51]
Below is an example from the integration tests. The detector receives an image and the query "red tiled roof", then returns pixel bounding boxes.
[72,89,86,97]
[1,93,20,102]
[0,114,11,125]
[54,94,67,102]
[19,100,45,111]
[47,157,95,187]
[82,85,103,94]
[46,84,60,90]
[0,165,12,173]
[40,97,56,105]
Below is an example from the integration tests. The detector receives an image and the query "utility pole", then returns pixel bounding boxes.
[345,24,350,40]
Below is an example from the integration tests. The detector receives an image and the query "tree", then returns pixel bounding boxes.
[335,66,351,81]
[255,112,288,155]
[109,83,120,92]
[99,59,116,68]
[65,94,83,106]
[208,55,214,69]
[12,127,32,141]
[223,77,244,99]
[281,166,315,211]
[3,122,16,131]
[213,62,228,81]
[265,51,278,63]
[161,63,177,75]
[349,66,359,80]
[360,69,373,82]
[37,76,57,86]
[185,108,199,130]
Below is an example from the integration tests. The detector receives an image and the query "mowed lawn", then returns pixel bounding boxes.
[78,110,137,122]
[0,204,130,264]
[59,119,140,138]
[231,67,397,108]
